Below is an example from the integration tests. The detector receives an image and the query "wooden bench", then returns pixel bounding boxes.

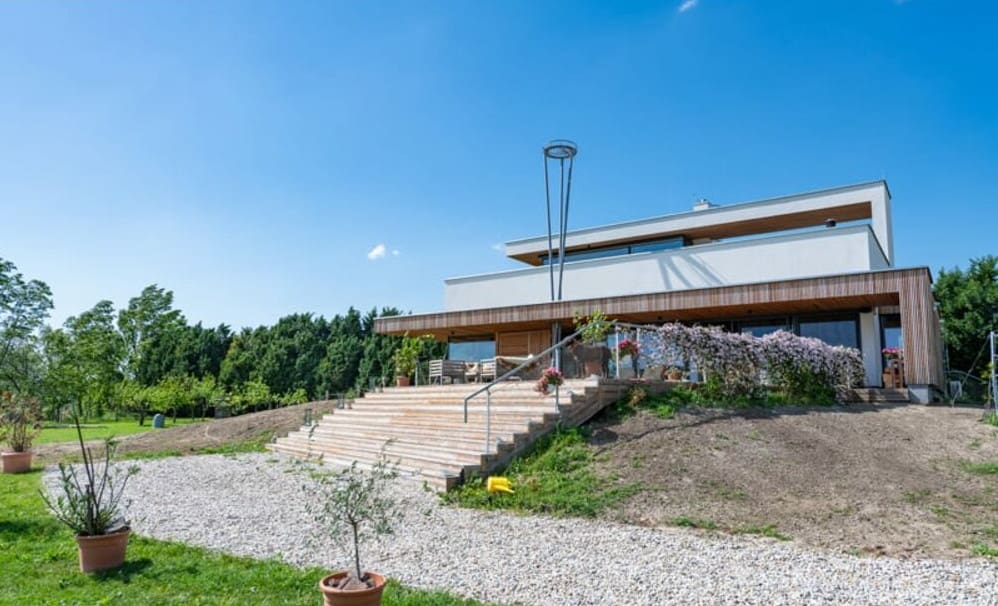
[429,359,467,384]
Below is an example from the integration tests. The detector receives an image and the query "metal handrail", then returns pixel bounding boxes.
[462,327,584,423]
[462,327,586,454]
[461,319,661,453]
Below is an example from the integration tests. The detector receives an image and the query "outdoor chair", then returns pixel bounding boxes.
[429,359,467,384]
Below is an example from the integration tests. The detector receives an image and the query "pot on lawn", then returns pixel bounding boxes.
[1,451,32,473]
[76,529,130,573]
[319,571,387,606]
[395,376,411,387]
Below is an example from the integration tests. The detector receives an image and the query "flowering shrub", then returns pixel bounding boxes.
[534,367,564,394]
[650,323,864,404]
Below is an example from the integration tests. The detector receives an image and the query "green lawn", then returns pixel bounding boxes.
[0,470,492,605]
[443,427,641,517]
[35,417,200,445]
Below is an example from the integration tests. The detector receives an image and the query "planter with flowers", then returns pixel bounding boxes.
[534,367,565,395]
[617,338,642,379]
[664,366,684,382]
[0,392,41,474]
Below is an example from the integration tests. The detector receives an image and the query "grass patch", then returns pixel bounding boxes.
[973,544,998,557]
[35,418,200,445]
[671,517,718,530]
[735,524,791,541]
[442,427,642,517]
[984,413,998,428]
[0,471,492,605]
[960,461,998,475]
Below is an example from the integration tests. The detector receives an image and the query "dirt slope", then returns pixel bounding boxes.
[34,400,341,464]
[591,403,998,560]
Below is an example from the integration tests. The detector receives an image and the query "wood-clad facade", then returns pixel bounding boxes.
[374,267,944,390]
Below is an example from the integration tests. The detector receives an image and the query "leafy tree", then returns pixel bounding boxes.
[65,301,125,418]
[118,285,185,386]
[935,255,998,377]
[0,258,54,392]
[39,328,85,421]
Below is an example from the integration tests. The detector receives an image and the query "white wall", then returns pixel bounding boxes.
[860,311,882,386]
[446,226,885,311]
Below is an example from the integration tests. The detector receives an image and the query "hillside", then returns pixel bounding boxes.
[590,403,998,559]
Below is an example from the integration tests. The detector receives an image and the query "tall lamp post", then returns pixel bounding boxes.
[542,139,578,370]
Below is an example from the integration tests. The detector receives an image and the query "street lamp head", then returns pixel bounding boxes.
[543,139,578,160]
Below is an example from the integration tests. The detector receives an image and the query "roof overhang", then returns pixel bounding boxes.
[505,181,890,266]
[375,266,930,340]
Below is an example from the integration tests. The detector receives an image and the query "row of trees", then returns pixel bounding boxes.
[1,257,428,422]
[3,254,995,420]
[934,255,998,380]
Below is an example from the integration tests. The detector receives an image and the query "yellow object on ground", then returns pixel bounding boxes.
[486,476,514,495]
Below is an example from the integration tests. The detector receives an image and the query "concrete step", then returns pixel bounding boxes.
[274,436,486,476]
[288,427,515,455]
[266,442,459,490]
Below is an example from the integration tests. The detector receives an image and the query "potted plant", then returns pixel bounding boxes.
[41,415,137,573]
[307,456,405,606]
[534,367,564,395]
[664,366,684,381]
[393,334,425,387]
[573,309,613,377]
[0,391,41,474]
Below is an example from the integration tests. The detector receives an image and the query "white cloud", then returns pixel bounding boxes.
[367,244,387,260]
[391,249,400,256]
[491,243,504,252]
[678,0,698,13]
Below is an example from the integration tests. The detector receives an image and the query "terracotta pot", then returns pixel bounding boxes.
[667,372,683,381]
[319,571,387,606]
[395,376,411,387]
[1,451,32,473]
[76,529,129,573]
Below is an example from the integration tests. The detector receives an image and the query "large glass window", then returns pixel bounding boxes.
[540,236,686,265]
[630,236,685,254]
[738,319,790,338]
[799,315,859,348]
[448,338,496,362]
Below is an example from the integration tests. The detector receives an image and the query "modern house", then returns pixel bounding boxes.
[375,181,944,402]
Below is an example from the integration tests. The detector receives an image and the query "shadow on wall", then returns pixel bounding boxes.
[656,252,725,291]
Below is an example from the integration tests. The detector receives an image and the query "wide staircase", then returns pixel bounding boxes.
[269,378,632,490]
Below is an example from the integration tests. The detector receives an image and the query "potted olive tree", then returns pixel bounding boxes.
[307,455,405,606]
[572,309,613,377]
[0,391,41,473]
[41,415,137,573]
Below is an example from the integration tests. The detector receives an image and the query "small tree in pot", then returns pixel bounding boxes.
[307,455,405,606]
[41,415,137,573]
[0,391,41,473]
[572,309,613,377]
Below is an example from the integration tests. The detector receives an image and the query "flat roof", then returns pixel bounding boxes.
[505,180,890,266]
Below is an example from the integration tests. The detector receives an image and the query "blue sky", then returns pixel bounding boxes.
[2,1,995,328]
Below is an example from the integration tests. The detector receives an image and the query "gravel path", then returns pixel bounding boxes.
[46,453,998,605]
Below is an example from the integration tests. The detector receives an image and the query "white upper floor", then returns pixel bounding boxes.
[444,181,895,312]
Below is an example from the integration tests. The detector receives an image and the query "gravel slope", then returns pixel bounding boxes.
[47,453,998,606]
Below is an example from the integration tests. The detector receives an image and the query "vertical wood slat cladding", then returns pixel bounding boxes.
[497,329,551,356]
[375,268,943,387]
